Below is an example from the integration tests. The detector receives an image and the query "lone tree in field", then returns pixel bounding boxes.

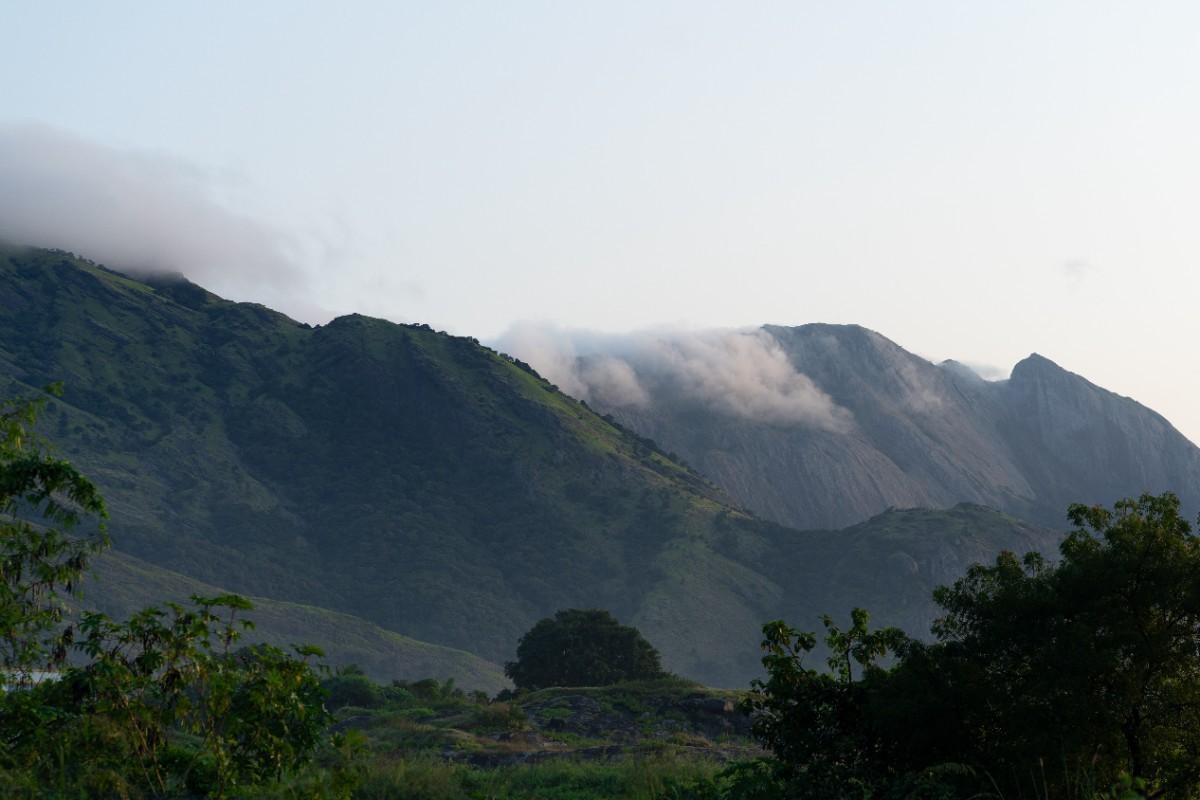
[505,608,664,690]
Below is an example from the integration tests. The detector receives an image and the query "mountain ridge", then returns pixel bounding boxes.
[1,248,782,685]
[588,322,1200,531]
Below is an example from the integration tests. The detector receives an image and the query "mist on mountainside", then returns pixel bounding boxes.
[0,125,297,286]
[494,323,853,431]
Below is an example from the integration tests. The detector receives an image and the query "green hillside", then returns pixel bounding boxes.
[741,503,1063,640]
[0,247,788,685]
[0,247,1064,686]
[83,551,509,693]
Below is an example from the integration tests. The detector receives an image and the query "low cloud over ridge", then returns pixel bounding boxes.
[0,123,304,304]
[495,324,853,431]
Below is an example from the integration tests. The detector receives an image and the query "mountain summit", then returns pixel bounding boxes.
[592,323,1200,530]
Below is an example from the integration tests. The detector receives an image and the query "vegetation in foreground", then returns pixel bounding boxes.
[0,387,747,798]
[733,491,1198,799]
[0,388,334,798]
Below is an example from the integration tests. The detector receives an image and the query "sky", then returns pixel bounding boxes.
[2,2,1199,443]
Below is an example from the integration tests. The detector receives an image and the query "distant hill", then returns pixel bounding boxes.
[598,323,1200,530]
[83,551,509,693]
[0,247,1067,686]
[744,503,1062,641]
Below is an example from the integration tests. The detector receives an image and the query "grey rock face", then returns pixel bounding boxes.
[602,324,1200,530]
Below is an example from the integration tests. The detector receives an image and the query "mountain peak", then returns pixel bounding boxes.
[766,321,886,344]
[1013,352,1062,372]
[763,323,915,369]
[1009,353,1092,390]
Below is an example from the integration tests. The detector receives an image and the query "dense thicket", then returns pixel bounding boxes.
[740,492,1199,799]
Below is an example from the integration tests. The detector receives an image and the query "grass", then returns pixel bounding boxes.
[349,755,721,800]
[259,671,750,799]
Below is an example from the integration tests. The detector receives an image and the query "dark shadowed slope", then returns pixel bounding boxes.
[84,551,509,693]
[745,503,1062,641]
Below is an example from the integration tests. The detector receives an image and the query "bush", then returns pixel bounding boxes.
[324,672,385,711]
[470,701,527,733]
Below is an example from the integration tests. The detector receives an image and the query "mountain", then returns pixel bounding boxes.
[0,247,776,686]
[599,323,1200,531]
[743,503,1061,641]
[0,248,1068,686]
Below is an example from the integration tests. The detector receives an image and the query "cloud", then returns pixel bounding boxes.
[578,356,650,408]
[0,123,306,307]
[1060,258,1096,284]
[939,359,1011,382]
[494,324,853,431]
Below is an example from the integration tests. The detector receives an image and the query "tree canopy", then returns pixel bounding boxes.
[505,608,664,690]
[743,493,1200,799]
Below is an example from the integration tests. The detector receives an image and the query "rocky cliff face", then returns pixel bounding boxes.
[602,324,1200,530]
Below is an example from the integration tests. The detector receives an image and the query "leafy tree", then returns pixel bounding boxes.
[505,608,664,690]
[744,493,1200,799]
[2,595,330,797]
[0,385,107,682]
[742,610,909,798]
[917,492,1200,796]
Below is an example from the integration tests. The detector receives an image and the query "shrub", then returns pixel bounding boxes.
[324,672,384,711]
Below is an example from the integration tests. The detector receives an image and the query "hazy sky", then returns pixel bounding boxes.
[3,2,1199,442]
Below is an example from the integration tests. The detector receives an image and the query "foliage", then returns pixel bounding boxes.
[296,665,750,798]
[505,609,665,690]
[0,384,108,682]
[0,389,334,798]
[742,610,909,798]
[0,595,332,798]
[324,668,385,711]
[917,492,1200,795]
[349,755,720,800]
[744,493,1200,799]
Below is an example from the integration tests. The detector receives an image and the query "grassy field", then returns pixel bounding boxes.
[241,675,757,799]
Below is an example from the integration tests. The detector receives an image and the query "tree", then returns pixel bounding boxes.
[922,492,1200,796]
[742,611,910,799]
[0,384,108,681]
[745,493,1199,799]
[504,608,664,690]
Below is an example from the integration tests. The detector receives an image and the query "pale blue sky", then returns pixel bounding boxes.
[3,2,1200,442]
